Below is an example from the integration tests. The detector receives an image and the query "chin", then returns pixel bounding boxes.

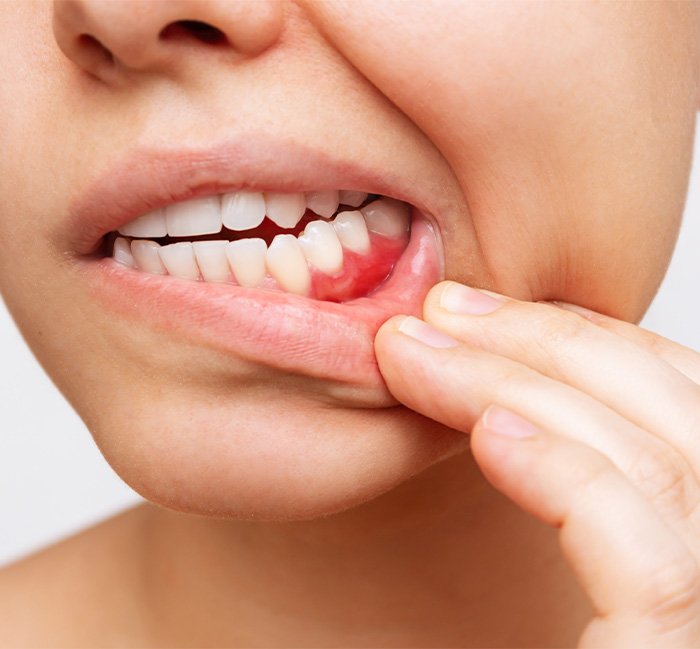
[90,392,467,522]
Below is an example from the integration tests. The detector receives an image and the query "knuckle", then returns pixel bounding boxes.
[522,305,593,376]
[625,446,697,519]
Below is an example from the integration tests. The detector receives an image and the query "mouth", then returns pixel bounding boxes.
[109,190,411,302]
[68,139,444,398]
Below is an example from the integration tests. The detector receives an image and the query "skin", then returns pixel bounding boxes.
[0,0,699,646]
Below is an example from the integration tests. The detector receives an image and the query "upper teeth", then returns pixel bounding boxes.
[166,196,221,237]
[305,190,339,218]
[264,192,307,229]
[361,198,411,238]
[114,190,411,296]
[118,189,370,239]
[222,191,266,231]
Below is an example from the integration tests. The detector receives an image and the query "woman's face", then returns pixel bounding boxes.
[1,1,698,520]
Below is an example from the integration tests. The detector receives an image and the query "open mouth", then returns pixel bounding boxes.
[109,190,411,302]
[71,142,444,397]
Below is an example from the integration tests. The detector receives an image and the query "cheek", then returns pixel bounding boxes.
[313,1,698,319]
[0,3,83,295]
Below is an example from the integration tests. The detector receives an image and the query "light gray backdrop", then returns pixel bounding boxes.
[1,130,699,567]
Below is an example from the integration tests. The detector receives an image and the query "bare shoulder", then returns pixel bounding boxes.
[0,504,151,647]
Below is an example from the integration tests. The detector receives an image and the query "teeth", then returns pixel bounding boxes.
[332,210,370,255]
[158,242,200,280]
[226,238,267,288]
[338,190,368,208]
[165,197,221,237]
[131,239,166,274]
[113,191,413,295]
[266,234,311,295]
[193,241,231,283]
[113,237,136,267]
[298,220,344,275]
[360,198,410,238]
[118,209,167,238]
[264,192,306,229]
[221,191,266,232]
[305,190,339,218]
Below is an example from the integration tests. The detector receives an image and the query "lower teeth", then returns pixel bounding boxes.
[112,198,411,302]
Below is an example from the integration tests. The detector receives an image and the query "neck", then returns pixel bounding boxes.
[138,452,590,647]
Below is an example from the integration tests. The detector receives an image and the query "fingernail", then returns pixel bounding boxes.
[440,283,505,315]
[398,315,459,349]
[482,405,539,439]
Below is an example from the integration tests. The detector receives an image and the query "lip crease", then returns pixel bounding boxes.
[65,136,444,393]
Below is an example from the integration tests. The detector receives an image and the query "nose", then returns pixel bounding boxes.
[52,0,283,80]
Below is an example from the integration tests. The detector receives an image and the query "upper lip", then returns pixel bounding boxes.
[63,134,443,256]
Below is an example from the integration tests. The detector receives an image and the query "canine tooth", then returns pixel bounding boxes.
[360,198,410,238]
[158,242,200,280]
[221,191,265,231]
[338,190,368,207]
[113,237,136,267]
[306,190,339,218]
[264,192,306,229]
[117,209,167,238]
[193,241,231,283]
[266,234,310,295]
[165,196,221,237]
[226,238,267,288]
[131,239,166,274]
[298,220,344,275]
[332,210,370,254]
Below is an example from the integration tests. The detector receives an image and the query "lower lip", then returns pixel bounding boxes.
[81,213,441,389]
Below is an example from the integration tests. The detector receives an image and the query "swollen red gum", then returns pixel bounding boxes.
[310,231,408,302]
[248,209,410,301]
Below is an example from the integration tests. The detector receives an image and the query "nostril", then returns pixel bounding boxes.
[159,20,228,46]
[77,34,114,65]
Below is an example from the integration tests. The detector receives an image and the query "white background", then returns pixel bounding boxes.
[1,130,699,567]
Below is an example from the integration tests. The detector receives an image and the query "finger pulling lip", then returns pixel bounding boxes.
[64,138,444,396]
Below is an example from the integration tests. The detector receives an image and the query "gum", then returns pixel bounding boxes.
[309,232,408,302]
[228,210,410,301]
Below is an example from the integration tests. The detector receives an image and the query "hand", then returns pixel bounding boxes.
[375,280,700,648]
